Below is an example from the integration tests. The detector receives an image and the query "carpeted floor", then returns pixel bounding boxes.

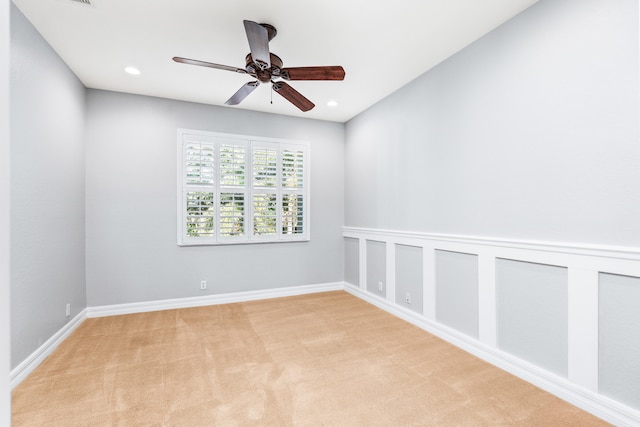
[12,291,607,426]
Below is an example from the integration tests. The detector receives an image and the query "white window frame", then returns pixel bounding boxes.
[177,129,310,246]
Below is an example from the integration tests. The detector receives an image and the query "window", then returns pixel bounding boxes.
[178,129,309,245]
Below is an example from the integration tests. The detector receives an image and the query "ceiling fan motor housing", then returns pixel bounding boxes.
[245,53,283,82]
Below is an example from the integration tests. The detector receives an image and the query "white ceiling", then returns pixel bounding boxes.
[13,0,538,122]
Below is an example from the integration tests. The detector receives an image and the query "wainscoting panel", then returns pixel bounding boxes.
[435,250,479,339]
[343,226,640,425]
[598,273,640,411]
[344,237,359,288]
[366,240,386,298]
[496,259,568,378]
[395,244,423,315]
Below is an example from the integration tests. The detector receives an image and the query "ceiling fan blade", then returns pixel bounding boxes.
[281,66,345,81]
[173,57,246,74]
[225,81,260,106]
[272,81,315,112]
[243,20,271,70]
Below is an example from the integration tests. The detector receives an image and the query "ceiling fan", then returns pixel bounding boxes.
[173,20,345,112]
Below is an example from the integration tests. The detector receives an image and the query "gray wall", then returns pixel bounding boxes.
[345,0,640,247]
[85,90,345,306]
[10,4,87,368]
[1,0,10,421]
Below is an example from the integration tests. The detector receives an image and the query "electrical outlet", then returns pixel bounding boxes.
[405,292,411,304]
[65,303,70,317]
[377,281,383,292]
[200,280,207,290]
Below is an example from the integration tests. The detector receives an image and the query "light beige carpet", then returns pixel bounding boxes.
[13,291,607,426]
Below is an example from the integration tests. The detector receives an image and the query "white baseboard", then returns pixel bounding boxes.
[10,308,87,389]
[343,284,640,427]
[86,282,345,318]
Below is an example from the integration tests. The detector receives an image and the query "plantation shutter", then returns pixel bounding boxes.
[281,146,306,236]
[218,141,248,241]
[178,130,309,245]
[183,140,216,241]
[184,142,215,184]
[252,143,279,238]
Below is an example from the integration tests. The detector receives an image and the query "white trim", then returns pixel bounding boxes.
[343,226,640,262]
[343,283,640,426]
[358,237,367,290]
[567,267,599,392]
[386,242,396,304]
[478,250,497,348]
[87,282,343,318]
[1,1,10,422]
[10,309,88,389]
[422,244,436,321]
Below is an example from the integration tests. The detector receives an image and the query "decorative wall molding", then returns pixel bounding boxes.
[344,284,640,427]
[343,226,640,426]
[343,226,640,263]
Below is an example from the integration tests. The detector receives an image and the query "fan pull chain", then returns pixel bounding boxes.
[270,86,273,105]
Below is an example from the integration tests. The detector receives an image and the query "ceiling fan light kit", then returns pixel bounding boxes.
[173,20,345,112]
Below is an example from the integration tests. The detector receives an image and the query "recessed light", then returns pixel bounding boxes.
[327,100,338,107]
[124,66,140,75]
